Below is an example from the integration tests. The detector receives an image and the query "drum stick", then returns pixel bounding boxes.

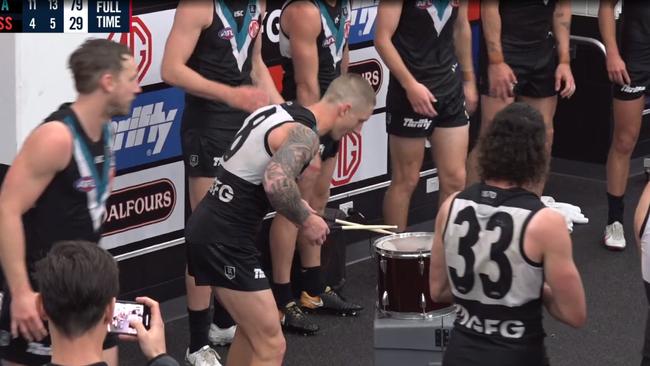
[339,225,397,230]
[334,218,366,227]
[334,219,396,235]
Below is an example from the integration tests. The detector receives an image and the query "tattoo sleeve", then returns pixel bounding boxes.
[263,124,319,226]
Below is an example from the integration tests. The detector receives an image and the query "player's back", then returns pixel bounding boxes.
[442,183,548,366]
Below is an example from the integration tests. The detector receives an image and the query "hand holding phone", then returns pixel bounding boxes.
[109,300,151,336]
[127,296,167,360]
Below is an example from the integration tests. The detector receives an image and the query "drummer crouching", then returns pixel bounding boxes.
[429,103,586,366]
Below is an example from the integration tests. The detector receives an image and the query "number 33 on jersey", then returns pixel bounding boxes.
[443,185,546,339]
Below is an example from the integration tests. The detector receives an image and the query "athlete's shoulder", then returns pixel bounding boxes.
[280,102,317,130]
[526,207,568,245]
[282,0,320,20]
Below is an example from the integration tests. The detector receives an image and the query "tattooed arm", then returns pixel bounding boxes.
[264,123,318,224]
[264,123,329,245]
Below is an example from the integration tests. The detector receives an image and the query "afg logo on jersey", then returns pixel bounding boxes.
[249,19,260,38]
[74,176,96,193]
[219,27,235,40]
[107,16,152,83]
[103,179,176,236]
[331,132,362,187]
[348,58,383,94]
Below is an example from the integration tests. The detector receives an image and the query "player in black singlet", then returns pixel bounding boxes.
[376,0,476,232]
[600,0,650,250]
[270,0,362,334]
[0,39,140,366]
[468,0,575,195]
[161,1,283,361]
[185,74,375,365]
[430,103,586,366]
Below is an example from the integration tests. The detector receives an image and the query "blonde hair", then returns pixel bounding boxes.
[322,73,376,112]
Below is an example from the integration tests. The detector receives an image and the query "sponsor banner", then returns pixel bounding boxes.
[349,0,378,45]
[110,87,184,171]
[106,9,175,86]
[100,161,185,250]
[331,112,387,187]
[348,47,388,109]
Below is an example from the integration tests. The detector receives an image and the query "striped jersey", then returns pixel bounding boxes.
[23,103,114,274]
[388,0,461,97]
[185,102,317,245]
[182,0,263,131]
[443,183,546,344]
[279,0,351,101]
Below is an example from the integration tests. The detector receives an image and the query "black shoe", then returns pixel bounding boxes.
[300,286,363,316]
[281,302,319,335]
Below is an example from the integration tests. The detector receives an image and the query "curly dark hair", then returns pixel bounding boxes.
[478,102,548,186]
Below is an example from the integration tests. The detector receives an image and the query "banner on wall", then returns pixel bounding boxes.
[101,161,185,250]
[331,113,387,187]
[110,87,184,171]
[106,9,175,87]
[348,46,388,109]
[349,0,379,45]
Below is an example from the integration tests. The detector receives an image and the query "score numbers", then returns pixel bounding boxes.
[0,0,129,33]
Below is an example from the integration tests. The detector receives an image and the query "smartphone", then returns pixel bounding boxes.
[108,300,151,335]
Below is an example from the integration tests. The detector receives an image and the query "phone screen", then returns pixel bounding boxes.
[109,301,150,335]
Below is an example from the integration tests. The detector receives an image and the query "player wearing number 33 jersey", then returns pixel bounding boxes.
[429,103,586,366]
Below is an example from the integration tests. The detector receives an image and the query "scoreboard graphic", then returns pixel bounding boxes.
[0,0,130,32]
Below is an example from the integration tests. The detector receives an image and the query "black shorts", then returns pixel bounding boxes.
[187,239,270,292]
[479,38,558,98]
[319,134,340,160]
[182,128,237,177]
[385,80,468,138]
[0,289,118,365]
[612,51,650,101]
[443,328,548,366]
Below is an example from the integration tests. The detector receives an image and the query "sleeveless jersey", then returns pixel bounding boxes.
[443,183,546,346]
[23,104,114,273]
[186,102,317,245]
[279,0,351,101]
[388,0,460,97]
[498,0,556,48]
[182,0,263,131]
[620,1,650,56]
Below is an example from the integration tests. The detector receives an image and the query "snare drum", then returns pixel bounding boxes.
[374,232,453,319]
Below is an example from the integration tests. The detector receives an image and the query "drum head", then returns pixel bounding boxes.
[374,232,433,255]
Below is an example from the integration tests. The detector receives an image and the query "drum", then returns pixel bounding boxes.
[374,232,454,319]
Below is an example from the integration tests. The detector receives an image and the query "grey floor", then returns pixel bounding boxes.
[119,162,650,366]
